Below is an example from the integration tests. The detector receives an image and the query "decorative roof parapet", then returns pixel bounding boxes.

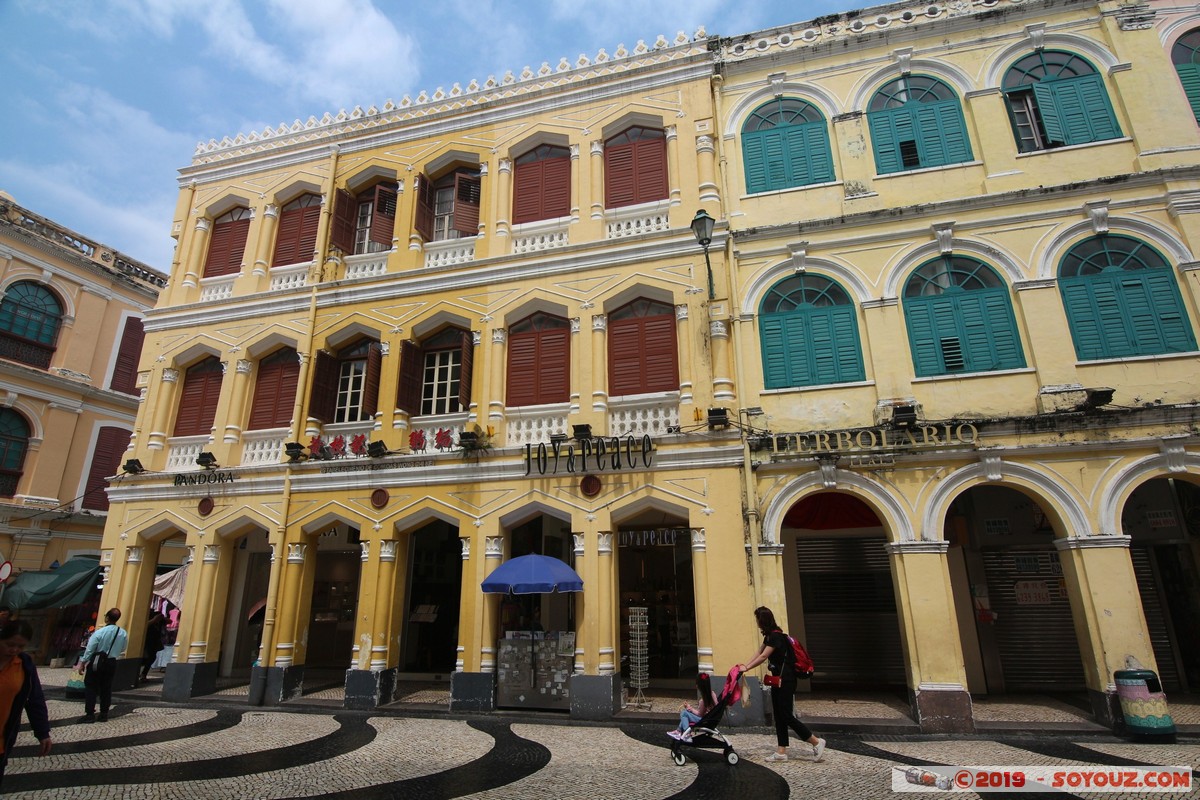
[191,29,710,165]
[721,0,1070,62]
[0,197,168,289]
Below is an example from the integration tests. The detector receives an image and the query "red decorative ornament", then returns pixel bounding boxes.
[580,475,602,497]
[198,496,214,516]
[434,428,453,450]
[329,435,346,456]
[350,434,368,456]
[409,430,426,451]
[371,488,389,509]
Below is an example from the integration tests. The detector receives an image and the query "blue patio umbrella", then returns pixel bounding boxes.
[481,554,583,594]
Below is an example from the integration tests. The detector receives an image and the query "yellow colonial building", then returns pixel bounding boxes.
[0,193,166,658]
[100,0,1200,732]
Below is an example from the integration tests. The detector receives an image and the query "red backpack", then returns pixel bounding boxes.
[788,634,814,678]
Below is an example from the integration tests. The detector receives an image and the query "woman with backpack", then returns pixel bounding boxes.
[738,606,826,763]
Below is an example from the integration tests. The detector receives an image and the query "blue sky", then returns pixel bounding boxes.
[0,0,848,272]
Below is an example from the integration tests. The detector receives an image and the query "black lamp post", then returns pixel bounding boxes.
[690,209,716,300]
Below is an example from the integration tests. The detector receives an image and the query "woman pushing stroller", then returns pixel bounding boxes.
[738,606,827,763]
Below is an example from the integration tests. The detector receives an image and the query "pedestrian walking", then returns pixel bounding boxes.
[140,611,166,683]
[0,619,52,788]
[76,607,128,723]
[738,606,826,763]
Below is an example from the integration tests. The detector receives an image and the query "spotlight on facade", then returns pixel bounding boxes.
[707,408,731,430]
[367,440,389,458]
[123,458,145,474]
[458,431,479,447]
[196,452,219,469]
[891,404,918,428]
[284,442,308,462]
[571,424,592,440]
[549,433,568,445]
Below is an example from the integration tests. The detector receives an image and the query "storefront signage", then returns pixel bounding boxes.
[173,471,236,487]
[524,435,655,476]
[1014,579,1052,605]
[619,528,696,547]
[778,423,980,457]
[319,459,435,474]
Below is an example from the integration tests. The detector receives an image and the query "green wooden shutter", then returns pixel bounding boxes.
[743,134,769,194]
[1059,278,1108,359]
[869,107,917,174]
[760,316,791,388]
[760,130,787,190]
[799,123,835,185]
[917,101,973,167]
[1144,271,1198,353]
[956,290,1025,372]
[825,305,865,382]
[1176,63,1200,124]
[1034,75,1120,147]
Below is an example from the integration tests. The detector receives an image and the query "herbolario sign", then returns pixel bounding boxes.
[524,435,655,476]
[775,422,981,468]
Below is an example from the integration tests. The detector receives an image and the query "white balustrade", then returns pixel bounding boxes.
[241,429,288,465]
[608,392,680,437]
[344,252,389,280]
[511,219,570,254]
[269,264,309,291]
[198,277,235,302]
[165,436,208,472]
[604,201,670,240]
[423,239,475,269]
[404,412,471,454]
[504,404,569,446]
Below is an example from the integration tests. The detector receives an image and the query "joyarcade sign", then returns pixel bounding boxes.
[524,435,655,476]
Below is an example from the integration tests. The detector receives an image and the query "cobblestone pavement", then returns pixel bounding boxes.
[3,693,1197,799]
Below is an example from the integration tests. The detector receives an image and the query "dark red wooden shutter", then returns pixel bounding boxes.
[415,176,434,241]
[542,156,570,220]
[110,317,144,395]
[631,137,668,205]
[604,144,637,209]
[537,326,569,402]
[331,189,357,254]
[82,426,131,511]
[512,160,545,225]
[203,217,249,277]
[369,185,397,247]
[608,309,677,396]
[608,318,645,396]
[453,175,481,235]
[458,330,474,410]
[308,350,339,424]
[173,357,223,436]
[248,349,299,430]
[361,343,382,417]
[506,332,539,406]
[396,339,423,414]
[640,312,678,392]
[297,203,320,262]
[272,206,302,266]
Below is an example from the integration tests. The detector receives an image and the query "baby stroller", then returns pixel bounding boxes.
[668,667,742,766]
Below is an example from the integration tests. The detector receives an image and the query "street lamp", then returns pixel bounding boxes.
[690,209,716,300]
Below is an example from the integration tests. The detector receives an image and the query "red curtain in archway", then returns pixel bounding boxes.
[783,492,880,530]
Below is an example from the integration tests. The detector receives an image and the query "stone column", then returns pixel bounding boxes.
[589,141,604,220]
[251,204,279,279]
[590,314,608,423]
[495,158,513,241]
[489,328,507,436]
[690,528,713,674]
[665,125,681,206]
[887,540,974,734]
[181,218,211,289]
[451,531,498,712]
[223,359,252,445]
[710,319,735,404]
[569,143,581,221]
[675,304,694,407]
[696,134,719,204]
[146,368,179,453]
[1056,534,1152,730]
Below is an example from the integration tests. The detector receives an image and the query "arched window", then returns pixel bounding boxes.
[759,275,864,388]
[415,168,481,242]
[397,328,474,417]
[1002,50,1121,152]
[741,98,835,193]
[867,75,973,174]
[310,339,382,424]
[604,127,668,208]
[507,312,570,407]
[1171,29,1200,124]
[513,144,571,224]
[173,356,224,436]
[1058,235,1197,360]
[247,347,301,430]
[0,281,63,369]
[203,206,251,277]
[903,256,1025,376]
[0,409,29,497]
[272,194,322,267]
[331,183,397,255]
[608,298,678,396]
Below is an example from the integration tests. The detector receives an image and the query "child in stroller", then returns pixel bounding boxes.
[667,667,742,765]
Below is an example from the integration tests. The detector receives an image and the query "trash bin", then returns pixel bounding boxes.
[1114,669,1176,737]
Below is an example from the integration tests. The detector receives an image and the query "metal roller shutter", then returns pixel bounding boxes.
[1130,546,1182,692]
[795,537,906,685]
[981,549,1085,691]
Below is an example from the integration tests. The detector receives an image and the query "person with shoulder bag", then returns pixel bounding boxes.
[76,608,128,723]
[738,606,827,764]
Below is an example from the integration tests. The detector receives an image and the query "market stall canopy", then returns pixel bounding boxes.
[481,554,583,594]
[153,564,188,608]
[1,556,99,610]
